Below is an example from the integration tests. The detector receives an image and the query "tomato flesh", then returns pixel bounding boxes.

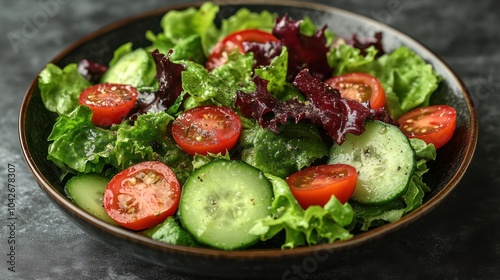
[171,105,242,156]
[397,105,457,149]
[104,161,181,230]
[79,83,138,126]
[325,72,386,110]
[206,29,279,70]
[286,164,357,208]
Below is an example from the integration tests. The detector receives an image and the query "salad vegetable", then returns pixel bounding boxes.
[38,2,455,250]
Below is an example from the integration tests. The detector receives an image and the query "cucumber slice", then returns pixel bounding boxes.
[179,159,273,250]
[64,173,117,225]
[329,121,415,205]
[100,48,155,87]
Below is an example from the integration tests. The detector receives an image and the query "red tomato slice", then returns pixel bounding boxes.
[397,105,457,149]
[286,164,357,208]
[171,105,242,156]
[206,29,279,70]
[325,72,386,109]
[79,83,138,126]
[103,161,181,230]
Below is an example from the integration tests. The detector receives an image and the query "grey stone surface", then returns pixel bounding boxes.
[1,0,498,279]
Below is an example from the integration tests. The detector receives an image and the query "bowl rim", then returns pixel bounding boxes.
[18,0,478,260]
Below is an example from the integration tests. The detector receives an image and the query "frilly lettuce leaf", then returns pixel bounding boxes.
[39,63,91,115]
[47,107,192,183]
[250,174,354,249]
[47,106,114,175]
[240,121,328,178]
[254,47,304,101]
[143,217,197,246]
[181,52,255,108]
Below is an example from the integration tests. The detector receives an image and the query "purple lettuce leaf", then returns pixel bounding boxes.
[127,50,185,120]
[272,15,333,81]
[236,69,395,144]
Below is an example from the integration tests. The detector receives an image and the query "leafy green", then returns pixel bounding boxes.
[240,121,328,178]
[146,2,218,61]
[100,45,157,88]
[254,47,304,101]
[143,217,197,246]
[107,42,133,67]
[192,152,231,170]
[39,63,91,115]
[181,52,255,108]
[250,174,354,249]
[47,106,116,175]
[349,138,436,230]
[47,106,192,182]
[329,44,441,119]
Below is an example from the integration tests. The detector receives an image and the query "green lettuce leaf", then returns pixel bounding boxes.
[240,121,328,178]
[47,106,115,174]
[349,138,436,230]
[192,152,231,170]
[143,217,197,246]
[254,47,304,101]
[329,45,441,119]
[147,2,218,60]
[47,107,192,183]
[39,63,91,115]
[250,174,354,249]
[107,42,133,67]
[100,46,157,88]
[181,52,255,108]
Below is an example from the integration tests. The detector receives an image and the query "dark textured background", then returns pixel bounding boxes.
[1,0,498,279]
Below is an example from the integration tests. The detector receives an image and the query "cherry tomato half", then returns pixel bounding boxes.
[325,72,386,110]
[79,83,138,126]
[206,29,279,71]
[171,105,242,156]
[286,164,357,209]
[104,161,181,230]
[397,105,457,149]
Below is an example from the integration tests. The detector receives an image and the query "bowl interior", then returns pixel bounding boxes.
[19,1,477,278]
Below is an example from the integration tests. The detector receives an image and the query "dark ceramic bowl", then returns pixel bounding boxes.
[19,0,477,278]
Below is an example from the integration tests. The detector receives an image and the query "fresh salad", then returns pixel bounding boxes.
[38,2,457,250]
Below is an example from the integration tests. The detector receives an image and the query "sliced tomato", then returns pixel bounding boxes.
[171,105,242,156]
[325,72,386,110]
[206,29,279,70]
[103,161,181,230]
[286,164,357,208]
[79,83,138,126]
[397,105,457,149]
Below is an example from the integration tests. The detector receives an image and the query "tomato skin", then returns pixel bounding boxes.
[79,83,138,126]
[206,29,279,70]
[286,164,357,208]
[103,161,181,230]
[325,72,386,110]
[171,105,242,156]
[397,105,457,149]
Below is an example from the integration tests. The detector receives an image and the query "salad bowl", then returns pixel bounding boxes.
[19,0,477,278]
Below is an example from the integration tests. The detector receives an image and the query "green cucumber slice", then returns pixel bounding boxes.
[179,159,273,250]
[64,173,117,225]
[329,121,415,204]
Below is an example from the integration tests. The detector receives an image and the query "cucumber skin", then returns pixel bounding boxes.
[329,121,415,205]
[179,159,273,250]
[64,173,118,225]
